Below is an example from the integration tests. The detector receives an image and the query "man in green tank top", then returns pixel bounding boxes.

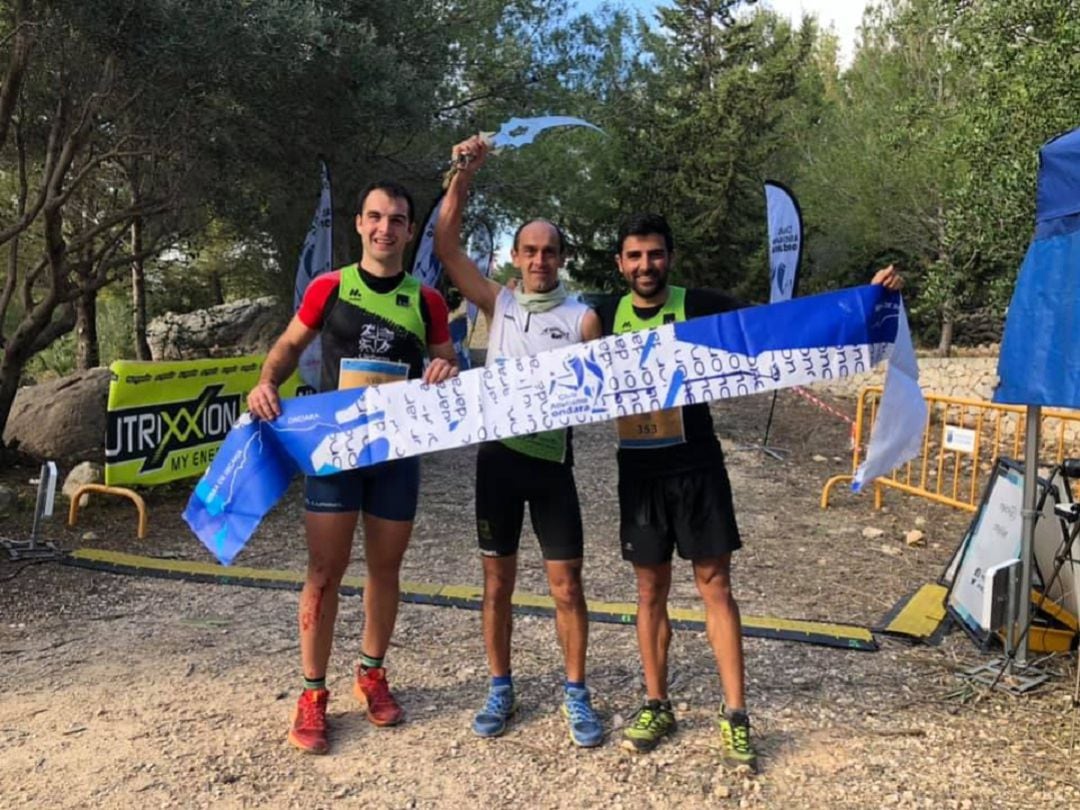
[597,213,901,770]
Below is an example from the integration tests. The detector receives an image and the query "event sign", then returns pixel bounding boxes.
[295,161,334,389]
[105,357,308,486]
[185,285,926,564]
[765,180,803,304]
[411,194,445,288]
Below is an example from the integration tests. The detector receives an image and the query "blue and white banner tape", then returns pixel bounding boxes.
[185,285,925,564]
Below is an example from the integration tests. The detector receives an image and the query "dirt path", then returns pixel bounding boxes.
[1,392,1077,808]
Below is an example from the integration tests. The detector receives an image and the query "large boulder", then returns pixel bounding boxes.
[147,296,288,360]
[3,368,111,463]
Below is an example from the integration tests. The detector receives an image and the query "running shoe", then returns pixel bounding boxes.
[717,705,758,772]
[354,665,404,727]
[288,688,329,754]
[621,699,676,752]
[472,684,518,737]
[562,686,604,748]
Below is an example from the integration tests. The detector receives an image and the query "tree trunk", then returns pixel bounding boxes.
[0,303,75,440]
[0,351,22,447]
[131,217,152,360]
[938,310,954,358]
[74,288,99,370]
[208,269,224,306]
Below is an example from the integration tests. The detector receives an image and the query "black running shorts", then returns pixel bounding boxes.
[618,462,742,565]
[475,442,584,561]
[304,457,420,521]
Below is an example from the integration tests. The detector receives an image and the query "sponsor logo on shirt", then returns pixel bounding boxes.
[357,324,396,355]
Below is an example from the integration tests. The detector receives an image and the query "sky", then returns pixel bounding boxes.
[574,0,868,67]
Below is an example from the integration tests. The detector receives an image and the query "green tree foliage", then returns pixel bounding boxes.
[793,0,1080,351]
[0,0,584,435]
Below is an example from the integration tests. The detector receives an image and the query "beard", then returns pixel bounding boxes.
[630,270,667,299]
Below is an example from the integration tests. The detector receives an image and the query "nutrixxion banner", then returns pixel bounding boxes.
[105,357,308,486]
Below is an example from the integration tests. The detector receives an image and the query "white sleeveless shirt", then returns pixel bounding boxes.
[486,287,589,362]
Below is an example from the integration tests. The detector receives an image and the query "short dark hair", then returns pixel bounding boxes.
[512,218,568,255]
[356,180,416,224]
[616,212,674,254]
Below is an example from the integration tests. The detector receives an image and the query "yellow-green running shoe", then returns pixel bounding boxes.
[717,706,758,772]
[621,699,676,753]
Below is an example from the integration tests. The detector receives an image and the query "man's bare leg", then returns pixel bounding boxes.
[299,511,359,679]
[289,510,357,754]
[543,558,587,683]
[481,555,517,676]
[692,554,744,709]
[353,513,414,727]
[358,513,413,659]
[633,561,673,700]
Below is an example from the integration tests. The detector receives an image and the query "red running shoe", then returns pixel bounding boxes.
[288,688,329,754]
[354,665,404,727]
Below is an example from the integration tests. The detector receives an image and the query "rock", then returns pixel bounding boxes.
[861,527,885,540]
[0,484,15,513]
[147,297,287,361]
[611,713,625,729]
[880,545,902,557]
[63,461,104,507]
[914,516,927,528]
[812,454,827,462]
[713,784,731,799]
[81,531,99,541]
[904,529,926,547]
[677,701,689,712]
[3,368,111,463]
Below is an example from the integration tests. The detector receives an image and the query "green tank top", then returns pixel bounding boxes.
[338,263,425,342]
[612,286,688,449]
[319,264,427,391]
[613,285,687,334]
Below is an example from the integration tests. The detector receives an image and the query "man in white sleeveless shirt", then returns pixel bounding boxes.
[435,135,604,747]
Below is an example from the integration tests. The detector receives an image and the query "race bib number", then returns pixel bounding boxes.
[501,429,567,463]
[617,407,686,449]
[339,358,409,390]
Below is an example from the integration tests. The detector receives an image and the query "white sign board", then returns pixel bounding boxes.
[947,462,1025,641]
[944,425,976,454]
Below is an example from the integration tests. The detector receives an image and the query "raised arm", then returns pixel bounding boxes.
[871,263,903,290]
[434,135,501,320]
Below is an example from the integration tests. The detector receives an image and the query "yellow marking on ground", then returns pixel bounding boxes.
[882,583,947,639]
[69,548,873,643]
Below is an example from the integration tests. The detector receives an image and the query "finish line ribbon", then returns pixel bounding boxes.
[184,285,925,564]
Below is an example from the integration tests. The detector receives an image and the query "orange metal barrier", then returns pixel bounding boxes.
[821,387,1080,512]
[68,484,148,539]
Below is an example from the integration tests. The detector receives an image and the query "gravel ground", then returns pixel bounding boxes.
[1,391,1078,808]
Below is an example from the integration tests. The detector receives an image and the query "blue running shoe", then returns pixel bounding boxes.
[473,684,517,737]
[562,686,603,748]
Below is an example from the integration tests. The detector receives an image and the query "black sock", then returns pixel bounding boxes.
[725,707,749,724]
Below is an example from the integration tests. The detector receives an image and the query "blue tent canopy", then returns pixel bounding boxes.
[995,126,1080,408]
[1036,128,1080,223]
